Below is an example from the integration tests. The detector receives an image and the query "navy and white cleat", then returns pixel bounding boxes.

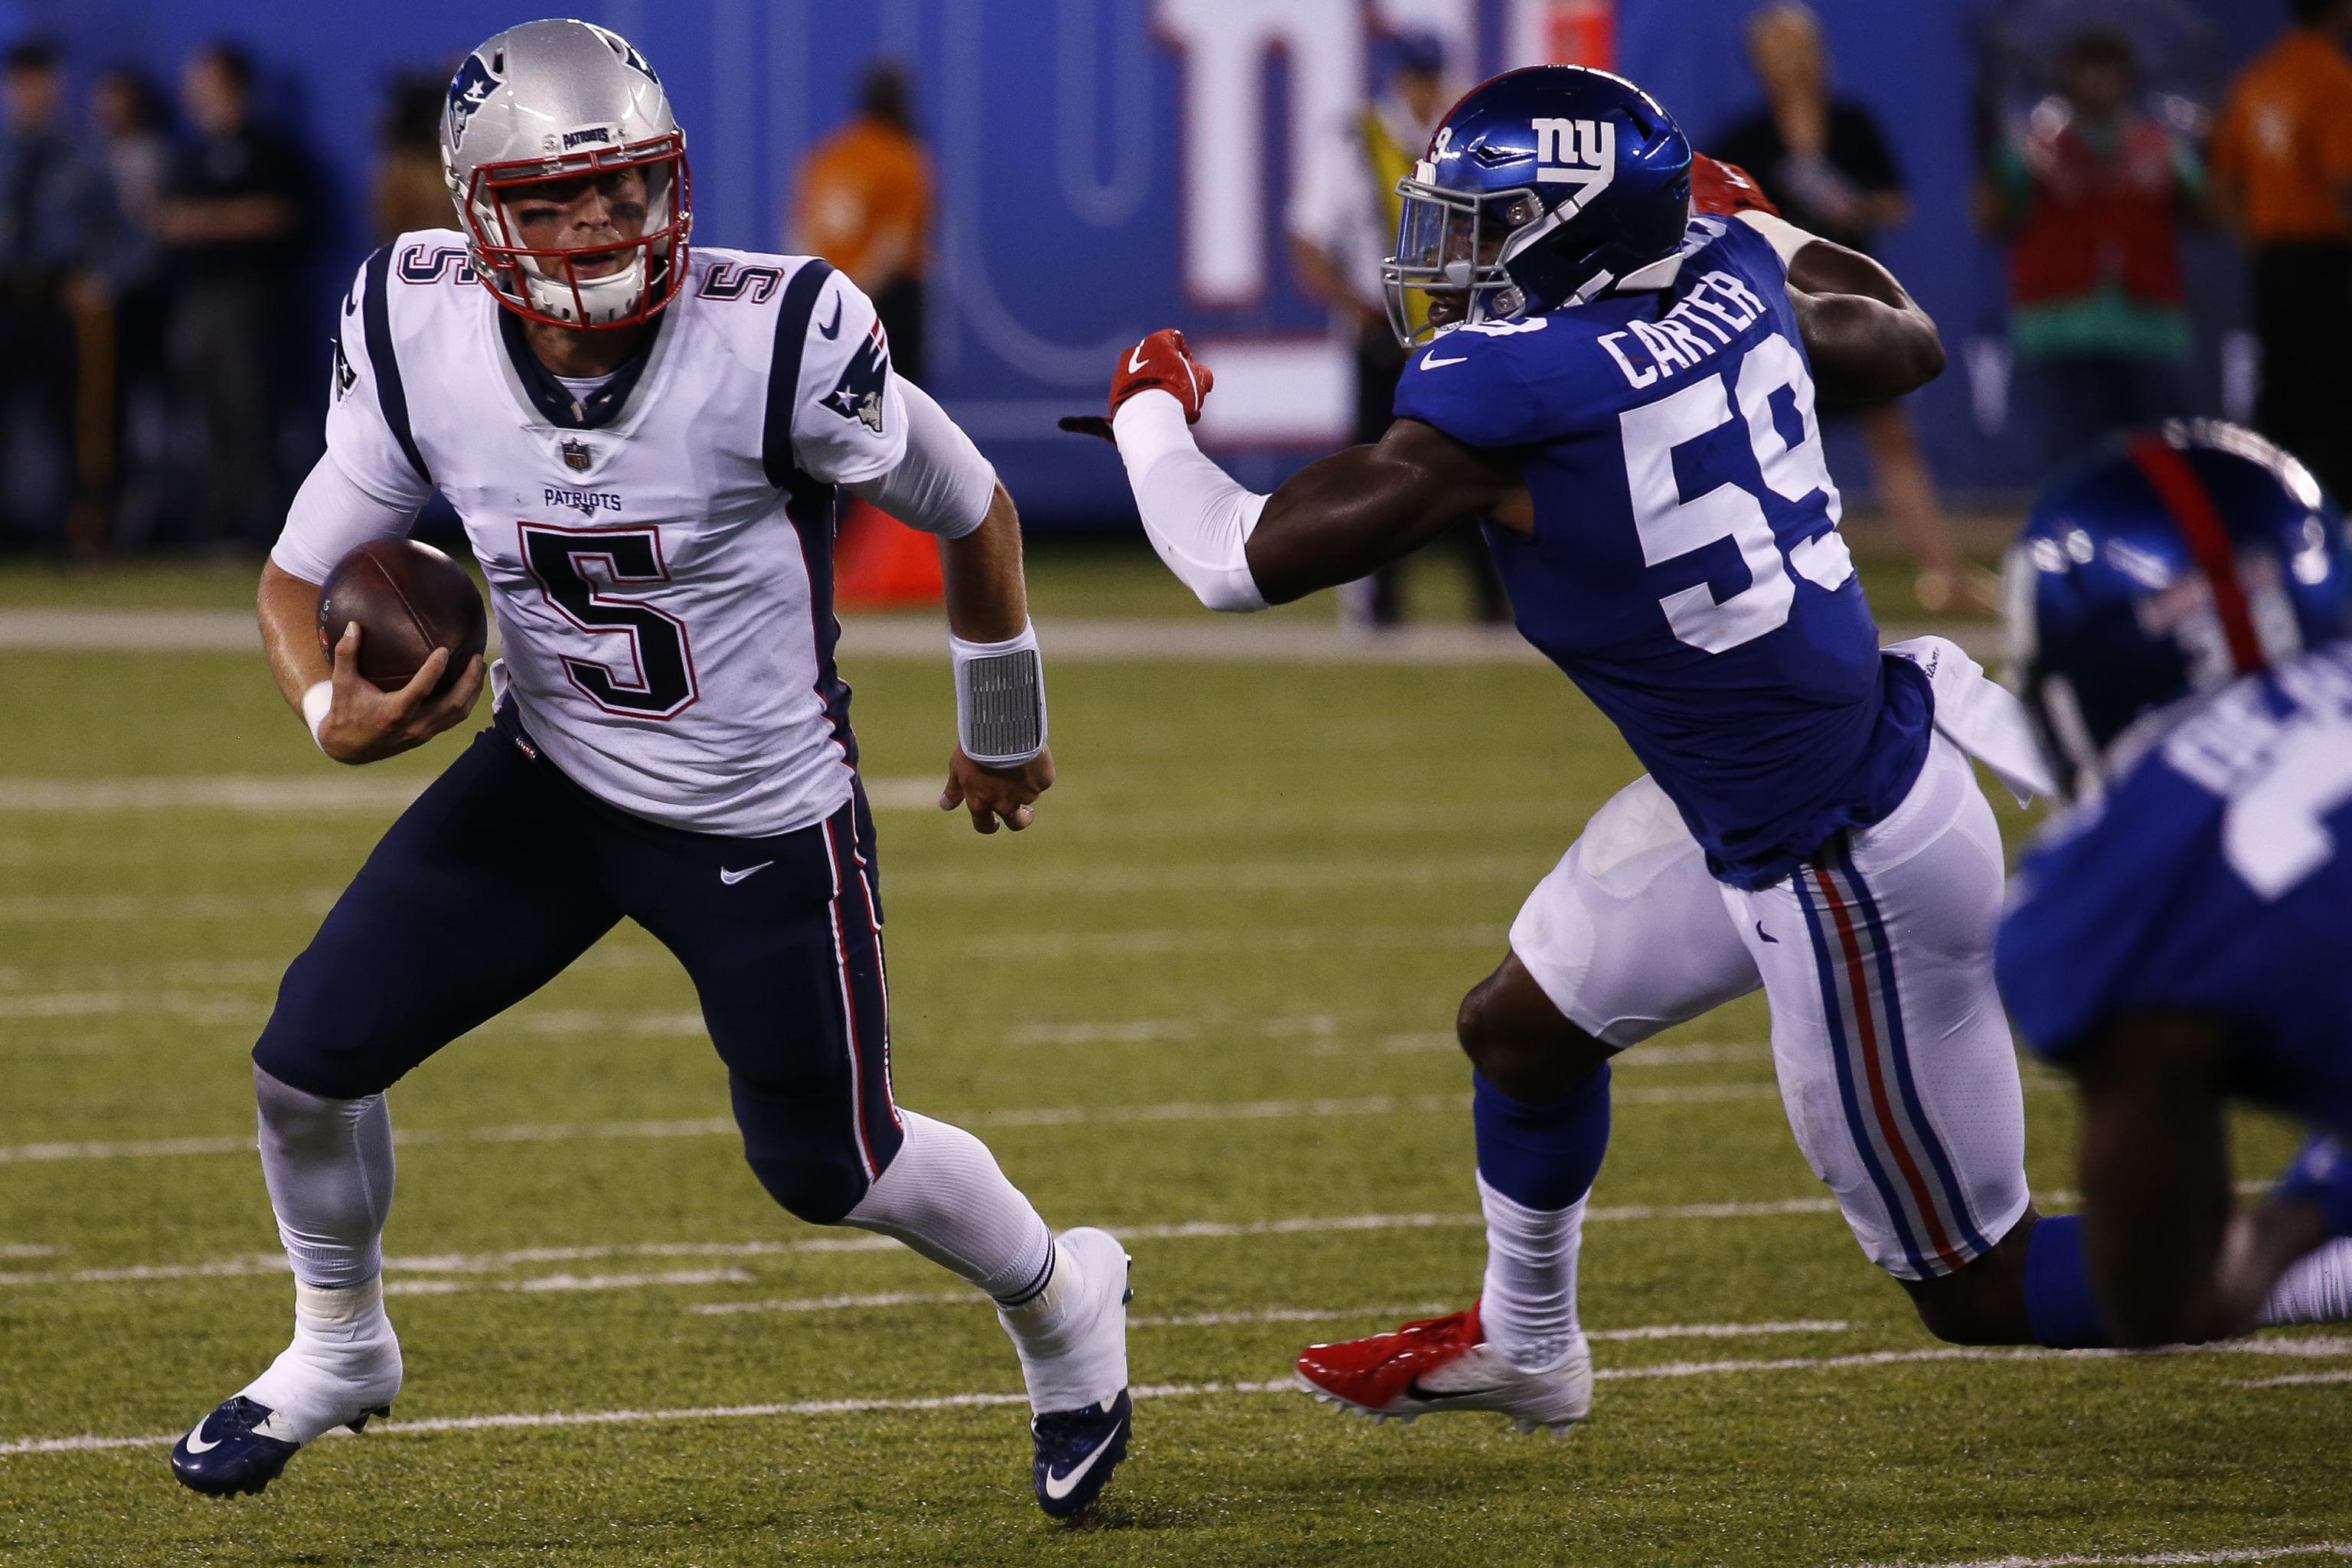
[1014,1226,1134,1518]
[169,1395,388,1498]
[1031,1389,1132,1519]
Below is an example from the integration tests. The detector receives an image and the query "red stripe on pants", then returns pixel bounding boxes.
[1811,866,1962,1269]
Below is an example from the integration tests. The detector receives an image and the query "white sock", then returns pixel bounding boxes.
[1478,1172,1586,1372]
[2259,1238,2352,1326]
[239,1276,403,1443]
[999,1235,1086,1355]
[842,1109,1056,1304]
[839,1110,1123,1409]
[997,1229,1128,1413]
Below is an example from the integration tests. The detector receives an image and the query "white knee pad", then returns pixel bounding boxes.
[1508,775,1762,1047]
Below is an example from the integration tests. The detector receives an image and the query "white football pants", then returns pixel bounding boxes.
[1507,732,2030,1280]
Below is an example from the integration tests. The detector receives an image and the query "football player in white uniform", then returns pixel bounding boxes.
[170,20,1132,1517]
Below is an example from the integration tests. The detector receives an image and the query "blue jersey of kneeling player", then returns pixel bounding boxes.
[1392,215,1930,890]
[1997,644,2352,1133]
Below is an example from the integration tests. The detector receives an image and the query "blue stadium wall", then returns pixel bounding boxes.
[28,0,2300,528]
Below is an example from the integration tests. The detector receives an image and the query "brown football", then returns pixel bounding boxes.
[317,539,488,695]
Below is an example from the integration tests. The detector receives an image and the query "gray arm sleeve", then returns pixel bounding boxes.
[844,377,998,540]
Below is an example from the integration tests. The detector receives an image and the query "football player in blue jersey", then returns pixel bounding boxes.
[1068,65,2352,1432]
[1998,422,2352,1346]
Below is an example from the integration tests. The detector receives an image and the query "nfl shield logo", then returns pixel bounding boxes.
[560,438,592,472]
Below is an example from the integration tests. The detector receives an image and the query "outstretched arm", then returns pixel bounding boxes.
[1067,330,1521,612]
[1243,419,1522,603]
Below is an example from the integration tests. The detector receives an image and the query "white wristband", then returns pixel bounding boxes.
[950,620,1047,766]
[301,680,334,752]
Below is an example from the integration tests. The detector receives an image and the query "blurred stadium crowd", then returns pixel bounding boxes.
[0,0,2347,593]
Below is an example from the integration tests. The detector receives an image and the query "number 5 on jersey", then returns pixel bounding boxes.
[520,522,700,718]
[1621,332,1854,654]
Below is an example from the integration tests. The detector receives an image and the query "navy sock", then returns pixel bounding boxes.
[2022,1213,2112,1349]
[1472,1063,1611,1211]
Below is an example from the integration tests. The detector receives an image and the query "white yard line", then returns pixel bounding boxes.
[0,959,283,992]
[689,1298,1852,1341]
[0,776,426,814]
[1,1074,2079,1166]
[0,991,264,1024]
[1004,1015,1338,1047]
[0,1080,1844,1166]
[387,1269,754,1298]
[0,890,338,923]
[2225,1370,2352,1389]
[0,1327,2301,1463]
[0,1197,1860,1289]
[0,609,1997,664]
[0,773,936,817]
[1847,1543,2352,1568]
[887,854,1540,897]
[687,1290,972,1317]
[0,609,260,652]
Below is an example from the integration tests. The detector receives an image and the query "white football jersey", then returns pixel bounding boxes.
[322,231,908,837]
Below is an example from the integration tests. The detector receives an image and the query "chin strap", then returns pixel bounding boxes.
[523,254,648,326]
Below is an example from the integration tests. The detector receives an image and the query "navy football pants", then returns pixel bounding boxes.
[254,712,905,1223]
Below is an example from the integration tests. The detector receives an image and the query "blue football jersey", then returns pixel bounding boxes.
[1996,644,2352,1134]
[1392,215,1930,889]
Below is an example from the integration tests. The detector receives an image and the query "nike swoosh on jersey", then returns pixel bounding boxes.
[181,1421,220,1455]
[1419,352,1468,370]
[817,297,844,340]
[719,861,776,885]
[1041,1427,1121,1501]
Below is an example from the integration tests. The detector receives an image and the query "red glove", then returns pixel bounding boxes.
[1061,328,1216,443]
[1691,153,1780,218]
[1112,328,1214,422]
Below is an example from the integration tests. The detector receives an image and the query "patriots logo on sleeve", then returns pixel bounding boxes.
[821,320,890,435]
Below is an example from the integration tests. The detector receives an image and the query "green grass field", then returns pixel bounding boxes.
[0,554,2342,1567]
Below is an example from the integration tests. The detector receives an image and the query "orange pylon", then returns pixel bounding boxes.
[834,498,944,609]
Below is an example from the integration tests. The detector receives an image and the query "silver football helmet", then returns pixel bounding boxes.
[439,18,691,328]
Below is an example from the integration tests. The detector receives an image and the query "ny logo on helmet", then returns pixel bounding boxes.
[1533,118,1615,191]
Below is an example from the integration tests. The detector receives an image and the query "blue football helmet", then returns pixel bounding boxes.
[2007,420,2352,797]
[1381,64,1693,349]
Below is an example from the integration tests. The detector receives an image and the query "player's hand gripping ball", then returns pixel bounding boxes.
[318,539,489,697]
[1690,153,1780,218]
[1058,328,1216,443]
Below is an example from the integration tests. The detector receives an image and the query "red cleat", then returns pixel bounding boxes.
[1294,1302,1590,1436]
